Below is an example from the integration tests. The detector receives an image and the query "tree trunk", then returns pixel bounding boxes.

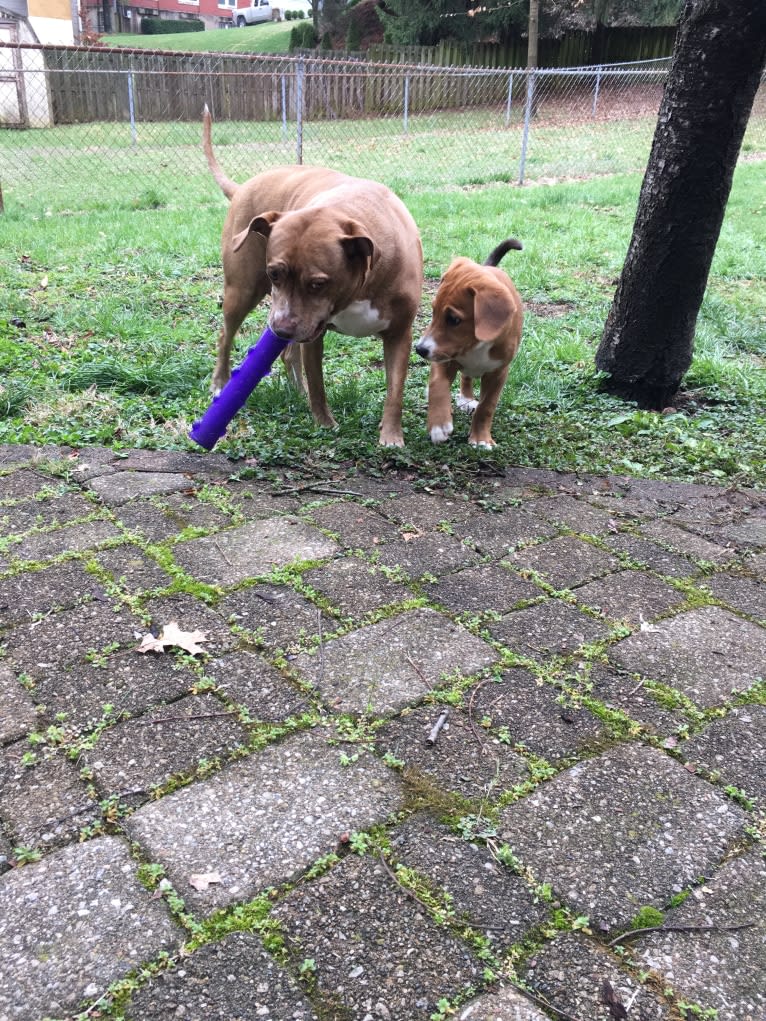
[595,0,766,410]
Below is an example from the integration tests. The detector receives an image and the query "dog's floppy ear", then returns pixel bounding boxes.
[473,283,515,343]
[231,211,282,252]
[339,219,376,277]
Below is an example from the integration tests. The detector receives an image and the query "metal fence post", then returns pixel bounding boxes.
[127,70,137,149]
[504,71,514,127]
[592,65,602,117]
[403,74,410,134]
[519,68,536,185]
[280,74,287,140]
[296,57,304,164]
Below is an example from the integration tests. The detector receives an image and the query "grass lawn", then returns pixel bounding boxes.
[101,22,295,53]
[0,164,764,490]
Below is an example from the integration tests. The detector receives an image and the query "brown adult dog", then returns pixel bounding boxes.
[203,107,423,446]
[415,239,523,449]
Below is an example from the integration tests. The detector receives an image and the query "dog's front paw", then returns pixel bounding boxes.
[468,435,496,449]
[456,395,478,414]
[430,422,453,444]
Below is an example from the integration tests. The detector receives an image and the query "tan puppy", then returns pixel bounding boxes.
[203,107,423,446]
[415,239,523,449]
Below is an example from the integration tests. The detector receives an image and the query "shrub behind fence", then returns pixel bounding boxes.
[0,44,763,213]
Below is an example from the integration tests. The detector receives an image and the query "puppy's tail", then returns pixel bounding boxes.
[484,238,523,267]
[202,105,239,201]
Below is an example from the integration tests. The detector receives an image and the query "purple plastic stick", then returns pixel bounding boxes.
[189,327,290,450]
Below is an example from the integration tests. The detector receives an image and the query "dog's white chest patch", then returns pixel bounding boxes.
[330,301,391,338]
[457,343,504,378]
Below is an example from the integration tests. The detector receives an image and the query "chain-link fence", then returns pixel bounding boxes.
[1,43,764,213]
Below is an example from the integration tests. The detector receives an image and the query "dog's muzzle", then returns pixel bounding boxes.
[415,337,436,361]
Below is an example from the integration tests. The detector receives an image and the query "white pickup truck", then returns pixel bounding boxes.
[231,0,277,27]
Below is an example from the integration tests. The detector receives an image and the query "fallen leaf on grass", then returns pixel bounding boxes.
[136,621,210,656]
[188,871,222,892]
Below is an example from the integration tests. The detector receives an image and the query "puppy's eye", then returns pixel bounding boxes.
[308,279,326,293]
[446,311,462,328]
[267,268,281,285]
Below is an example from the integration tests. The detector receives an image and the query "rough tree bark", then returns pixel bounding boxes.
[595,0,766,410]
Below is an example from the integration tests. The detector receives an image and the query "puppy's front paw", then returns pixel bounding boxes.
[456,395,478,414]
[430,422,453,444]
[468,435,496,449]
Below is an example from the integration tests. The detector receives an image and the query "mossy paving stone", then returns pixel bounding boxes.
[637,849,766,1021]
[125,728,402,915]
[573,569,687,627]
[372,531,483,579]
[389,815,547,948]
[111,497,218,543]
[453,507,558,558]
[171,516,338,586]
[457,985,550,1020]
[3,600,199,731]
[272,854,483,1020]
[0,836,181,1021]
[468,669,609,764]
[375,702,528,802]
[291,608,497,716]
[0,561,109,628]
[83,692,251,807]
[378,490,474,529]
[0,745,99,853]
[600,531,699,579]
[124,931,318,1021]
[0,491,97,536]
[218,582,331,655]
[307,499,402,548]
[526,493,624,536]
[114,449,231,476]
[141,592,240,655]
[608,605,766,708]
[507,535,622,590]
[524,932,670,1020]
[679,705,766,803]
[93,544,174,595]
[206,649,311,722]
[720,514,766,549]
[640,518,737,565]
[302,555,413,620]
[485,598,610,661]
[0,468,55,502]
[499,743,746,933]
[586,664,687,737]
[0,664,37,744]
[704,570,766,622]
[9,519,122,563]
[87,470,199,506]
[423,562,541,615]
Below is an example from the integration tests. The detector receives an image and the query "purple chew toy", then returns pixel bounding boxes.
[189,327,291,451]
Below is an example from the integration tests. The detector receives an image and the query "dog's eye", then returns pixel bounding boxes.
[267,268,281,285]
[446,311,462,328]
[308,278,327,293]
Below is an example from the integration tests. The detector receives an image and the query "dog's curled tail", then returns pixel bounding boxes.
[202,105,239,201]
[484,238,523,267]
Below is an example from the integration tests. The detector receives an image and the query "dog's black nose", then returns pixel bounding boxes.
[415,342,430,359]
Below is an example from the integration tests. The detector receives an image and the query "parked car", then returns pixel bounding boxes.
[231,0,276,27]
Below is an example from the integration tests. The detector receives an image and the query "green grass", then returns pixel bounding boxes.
[0,164,764,489]
[101,22,296,54]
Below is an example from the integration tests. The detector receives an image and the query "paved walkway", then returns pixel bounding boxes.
[0,443,764,1021]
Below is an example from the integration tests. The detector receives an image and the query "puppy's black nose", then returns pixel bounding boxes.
[415,342,430,359]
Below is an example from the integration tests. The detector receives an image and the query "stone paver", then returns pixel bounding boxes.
[125,931,317,1020]
[0,836,180,1021]
[291,608,497,715]
[273,854,482,1020]
[126,728,402,913]
[609,605,766,707]
[1,449,764,1021]
[637,849,766,1021]
[499,742,746,931]
[679,705,766,803]
[525,933,670,1019]
[172,516,338,586]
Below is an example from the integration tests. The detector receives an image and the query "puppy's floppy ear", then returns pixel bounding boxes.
[231,210,282,252]
[473,282,515,343]
[339,218,376,277]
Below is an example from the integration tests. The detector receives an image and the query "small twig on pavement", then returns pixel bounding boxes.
[405,653,429,689]
[426,708,449,746]
[273,484,367,498]
[467,678,491,752]
[608,921,754,946]
[317,608,325,687]
[378,854,435,916]
[214,541,234,567]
